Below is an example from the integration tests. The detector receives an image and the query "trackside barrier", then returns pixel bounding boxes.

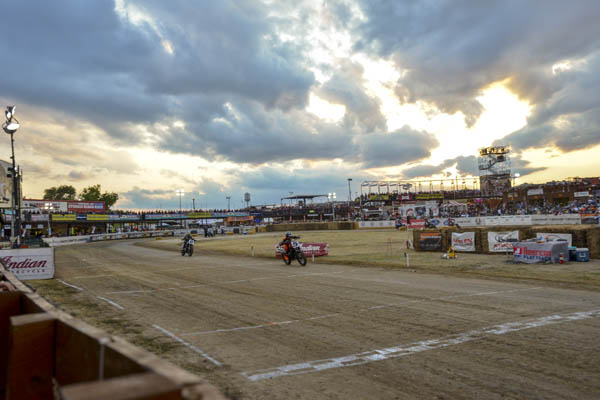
[44,231,176,247]
[0,262,225,400]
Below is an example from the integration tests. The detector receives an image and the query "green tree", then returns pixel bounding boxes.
[79,184,119,210]
[43,185,76,200]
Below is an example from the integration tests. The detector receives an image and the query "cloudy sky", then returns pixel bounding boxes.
[1,0,599,210]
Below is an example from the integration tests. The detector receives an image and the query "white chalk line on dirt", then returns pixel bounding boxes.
[241,308,600,381]
[152,324,222,367]
[104,270,348,295]
[180,287,541,337]
[96,296,125,310]
[56,279,84,291]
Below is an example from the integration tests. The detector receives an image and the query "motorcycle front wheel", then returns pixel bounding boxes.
[188,246,194,256]
[296,251,307,266]
[282,253,292,265]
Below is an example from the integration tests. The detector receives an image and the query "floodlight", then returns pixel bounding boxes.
[5,105,15,121]
[514,173,521,178]
[3,121,19,134]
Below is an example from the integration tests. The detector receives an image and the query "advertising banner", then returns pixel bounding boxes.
[67,201,105,213]
[187,212,212,218]
[530,214,582,225]
[23,199,68,212]
[513,241,569,264]
[488,231,519,252]
[419,232,442,251]
[574,191,590,197]
[535,233,572,246]
[86,214,109,221]
[0,247,55,280]
[275,243,328,258]
[51,214,77,222]
[451,232,475,252]
[580,214,599,225]
[409,219,425,229]
[454,217,483,227]
[108,214,141,221]
[527,188,544,196]
[484,216,532,226]
[358,221,395,228]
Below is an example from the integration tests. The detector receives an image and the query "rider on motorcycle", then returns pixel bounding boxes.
[183,233,193,246]
[279,232,298,257]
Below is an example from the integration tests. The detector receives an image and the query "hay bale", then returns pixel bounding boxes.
[586,227,600,259]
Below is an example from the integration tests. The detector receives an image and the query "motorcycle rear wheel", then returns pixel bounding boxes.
[181,248,186,256]
[296,251,307,266]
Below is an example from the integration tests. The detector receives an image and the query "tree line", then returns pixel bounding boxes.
[43,184,118,209]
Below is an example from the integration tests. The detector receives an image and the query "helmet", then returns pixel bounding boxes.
[285,232,292,238]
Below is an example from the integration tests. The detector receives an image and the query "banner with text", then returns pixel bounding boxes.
[451,232,475,252]
[0,247,55,280]
[488,231,519,252]
[420,232,442,251]
[535,233,572,246]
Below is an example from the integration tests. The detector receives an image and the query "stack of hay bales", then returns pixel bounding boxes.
[586,227,600,259]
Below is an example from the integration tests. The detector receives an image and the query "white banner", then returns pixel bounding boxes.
[574,191,590,197]
[527,188,543,196]
[452,232,475,252]
[535,232,572,246]
[358,221,395,228]
[484,216,532,226]
[0,247,55,280]
[488,231,519,252]
[530,214,581,225]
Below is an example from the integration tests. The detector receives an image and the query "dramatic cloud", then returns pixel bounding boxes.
[354,0,600,127]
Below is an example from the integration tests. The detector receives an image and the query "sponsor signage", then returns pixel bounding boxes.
[67,201,106,213]
[530,214,581,225]
[51,214,77,221]
[87,214,108,221]
[484,216,532,226]
[275,243,328,257]
[513,241,568,264]
[416,193,443,200]
[580,214,599,225]
[527,188,544,196]
[108,214,141,221]
[187,212,212,218]
[409,219,425,229]
[535,232,572,247]
[419,232,442,251]
[358,221,395,228]
[0,248,55,280]
[5,214,49,222]
[574,191,590,198]
[488,231,519,252]
[451,232,475,252]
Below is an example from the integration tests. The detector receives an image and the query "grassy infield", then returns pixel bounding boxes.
[168,229,600,290]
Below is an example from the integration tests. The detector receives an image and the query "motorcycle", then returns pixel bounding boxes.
[280,239,307,266]
[181,238,194,256]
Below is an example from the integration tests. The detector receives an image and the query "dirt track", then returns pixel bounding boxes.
[29,238,600,399]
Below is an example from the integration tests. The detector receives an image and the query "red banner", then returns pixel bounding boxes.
[409,219,425,229]
[275,243,329,258]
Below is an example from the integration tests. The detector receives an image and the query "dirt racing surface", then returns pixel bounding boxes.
[29,238,600,399]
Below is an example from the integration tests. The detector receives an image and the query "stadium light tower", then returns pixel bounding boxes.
[176,189,184,229]
[226,196,231,211]
[3,106,21,247]
[328,192,336,220]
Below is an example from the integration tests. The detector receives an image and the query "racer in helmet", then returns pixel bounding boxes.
[279,232,298,257]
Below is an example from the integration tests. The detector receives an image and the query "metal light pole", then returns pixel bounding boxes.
[3,106,21,247]
[226,196,231,211]
[176,189,184,229]
[328,192,336,220]
[192,198,195,211]
[347,178,352,218]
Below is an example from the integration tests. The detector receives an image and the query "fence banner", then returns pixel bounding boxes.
[530,214,582,225]
[488,231,519,252]
[513,241,568,264]
[409,219,425,229]
[275,243,328,258]
[484,216,532,226]
[0,247,55,280]
[358,221,395,229]
[580,214,599,225]
[535,233,572,247]
[419,232,442,251]
[451,232,475,252]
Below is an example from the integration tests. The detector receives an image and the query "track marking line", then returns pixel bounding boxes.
[180,287,541,337]
[241,308,600,381]
[152,324,222,366]
[105,269,350,295]
[56,279,84,291]
[96,296,125,310]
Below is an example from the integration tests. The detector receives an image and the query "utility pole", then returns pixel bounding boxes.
[347,178,352,218]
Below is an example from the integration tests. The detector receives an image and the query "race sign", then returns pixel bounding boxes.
[0,248,55,280]
[451,232,475,252]
[275,243,328,258]
[419,232,442,251]
[488,231,519,252]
